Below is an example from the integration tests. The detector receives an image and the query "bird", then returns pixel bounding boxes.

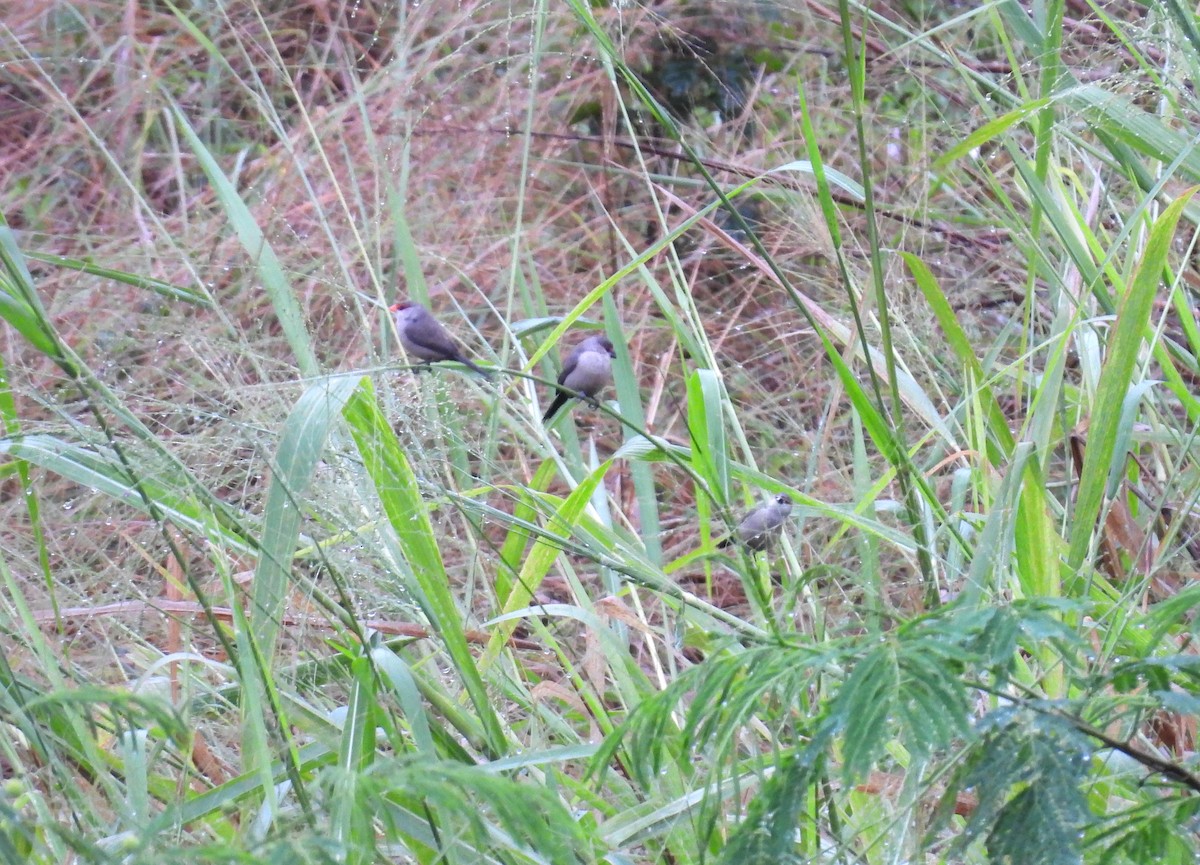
[542,335,617,423]
[717,493,793,552]
[389,300,489,376]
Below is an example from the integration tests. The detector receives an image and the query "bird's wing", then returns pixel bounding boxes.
[406,325,461,357]
[738,505,773,538]
[556,344,585,385]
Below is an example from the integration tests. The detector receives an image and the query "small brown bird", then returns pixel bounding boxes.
[718,493,793,552]
[390,301,488,376]
[543,335,617,422]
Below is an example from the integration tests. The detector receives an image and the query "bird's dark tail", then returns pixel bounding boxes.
[455,354,491,378]
[716,536,733,549]
[542,391,571,422]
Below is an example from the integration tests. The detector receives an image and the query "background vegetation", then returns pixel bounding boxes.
[2,0,1200,862]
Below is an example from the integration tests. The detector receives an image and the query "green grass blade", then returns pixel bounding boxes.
[169,104,319,377]
[687,369,730,505]
[935,98,1051,169]
[0,434,254,554]
[1068,189,1196,569]
[253,374,362,660]
[0,229,73,369]
[371,643,435,755]
[482,460,614,667]
[902,252,1015,461]
[23,252,211,307]
[341,379,507,756]
[332,650,377,865]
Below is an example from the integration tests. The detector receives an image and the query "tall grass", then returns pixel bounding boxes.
[1,1,1200,863]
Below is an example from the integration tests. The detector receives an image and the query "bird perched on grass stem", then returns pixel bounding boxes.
[718,493,793,551]
[543,335,617,422]
[390,300,489,376]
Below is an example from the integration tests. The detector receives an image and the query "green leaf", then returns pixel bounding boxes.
[768,159,865,201]
[371,643,435,755]
[1067,85,1200,185]
[0,434,254,553]
[331,651,377,865]
[686,369,730,504]
[23,252,211,307]
[254,375,362,660]
[341,381,508,756]
[830,644,898,782]
[955,708,1092,864]
[1068,189,1197,570]
[481,461,614,668]
[903,251,1014,461]
[0,229,72,369]
[170,104,319,377]
[935,98,1051,168]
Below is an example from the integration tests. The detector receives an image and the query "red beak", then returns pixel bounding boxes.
[389,301,408,312]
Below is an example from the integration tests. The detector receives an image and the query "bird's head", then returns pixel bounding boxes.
[774,493,792,508]
[599,338,616,358]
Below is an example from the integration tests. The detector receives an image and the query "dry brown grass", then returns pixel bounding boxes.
[9,2,1200,862]
[0,1,867,597]
[0,0,1035,712]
